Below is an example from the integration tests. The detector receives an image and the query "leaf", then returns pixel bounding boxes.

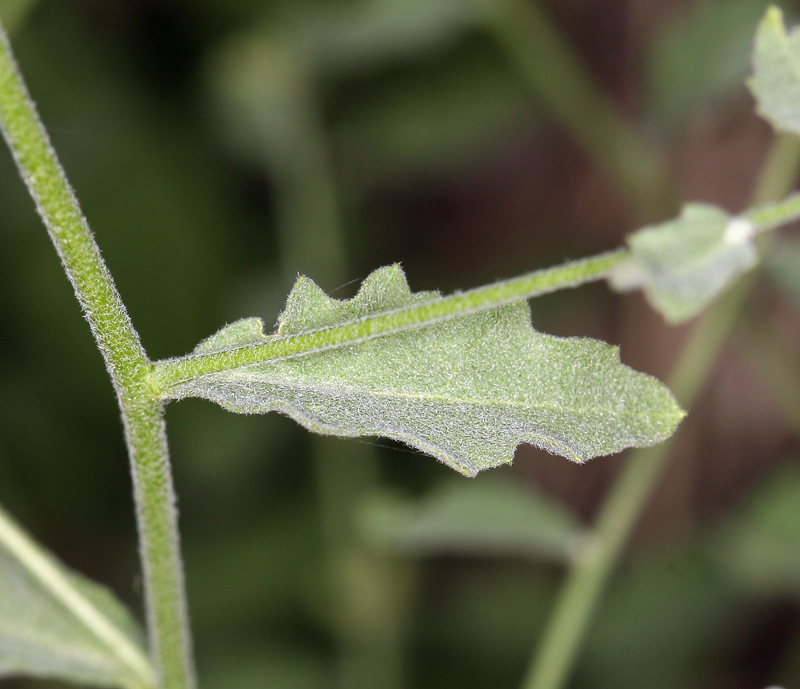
[0,503,154,688]
[357,477,585,563]
[609,203,757,323]
[645,0,769,127]
[714,460,800,597]
[748,6,800,135]
[170,265,684,476]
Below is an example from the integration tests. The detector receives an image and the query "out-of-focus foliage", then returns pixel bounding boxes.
[358,476,584,562]
[645,0,771,126]
[716,461,800,597]
[1,1,800,688]
[765,237,800,307]
[749,5,800,135]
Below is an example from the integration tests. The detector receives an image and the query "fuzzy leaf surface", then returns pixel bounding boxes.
[0,505,153,688]
[171,265,684,476]
[609,203,757,323]
[748,6,800,135]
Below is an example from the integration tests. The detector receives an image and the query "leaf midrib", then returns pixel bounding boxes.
[173,372,682,422]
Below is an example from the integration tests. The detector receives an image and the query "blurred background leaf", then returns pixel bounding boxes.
[1,1,800,688]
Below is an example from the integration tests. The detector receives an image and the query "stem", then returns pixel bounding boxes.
[484,0,678,220]
[153,249,629,391]
[0,22,194,689]
[521,279,749,689]
[746,191,800,232]
[520,132,800,689]
[124,400,195,689]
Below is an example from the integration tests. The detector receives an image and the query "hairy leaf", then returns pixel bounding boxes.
[609,203,757,323]
[0,504,154,688]
[358,477,585,562]
[748,6,800,135]
[170,266,683,475]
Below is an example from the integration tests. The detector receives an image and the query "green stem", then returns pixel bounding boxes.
[520,279,749,689]
[152,249,629,391]
[746,191,800,231]
[0,22,194,689]
[519,132,800,689]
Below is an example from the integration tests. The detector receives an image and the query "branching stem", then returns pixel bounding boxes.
[0,22,194,689]
[520,132,800,689]
[152,249,630,391]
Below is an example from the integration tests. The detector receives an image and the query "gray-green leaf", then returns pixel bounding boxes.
[609,203,757,323]
[748,6,800,135]
[171,265,684,476]
[0,503,154,688]
[358,477,585,563]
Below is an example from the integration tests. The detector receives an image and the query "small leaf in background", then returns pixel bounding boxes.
[333,45,539,192]
[764,238,800,309]
[748,5,800,135]
[609,203,757,323]
[357,476,584,563]
[714,460,800,598]
[170,265,685,476]
[0,504,153,689]
[645,0,770,127]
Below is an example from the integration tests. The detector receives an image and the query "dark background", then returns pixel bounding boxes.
[1,0,800,687]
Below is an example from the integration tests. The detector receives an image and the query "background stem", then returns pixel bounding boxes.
[520,132,800,689]
[485,0,678,220]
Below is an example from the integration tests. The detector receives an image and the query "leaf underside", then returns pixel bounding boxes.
[171,265,685,476]
[0,509,150,689]
[748,6,800,135]
[609,203,757,323]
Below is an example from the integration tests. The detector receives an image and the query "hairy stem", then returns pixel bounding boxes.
[153,249,630,391]
[0,22,194,689]
[747,191,800,231]
[520,132,800,689]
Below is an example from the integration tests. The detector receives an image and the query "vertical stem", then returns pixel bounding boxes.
[124,400,195,689]
[520,132,800,689]
[0,21,194,689]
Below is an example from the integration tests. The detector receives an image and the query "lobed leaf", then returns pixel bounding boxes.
[170,265,684,476]
[748,5,800,135]
[609,203,757,323]
[0,503,154,688]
